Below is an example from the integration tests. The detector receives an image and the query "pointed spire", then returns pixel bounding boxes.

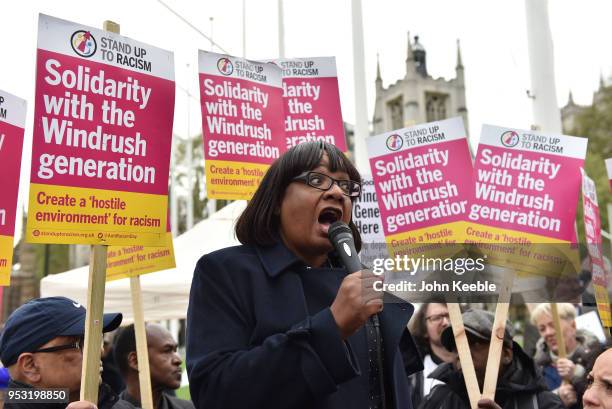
[375,52,383,93]
[568,90,574,105]
[405,31,416,77]
[406,31,413,62]
[599,70,605,90]
[456,39,463,69]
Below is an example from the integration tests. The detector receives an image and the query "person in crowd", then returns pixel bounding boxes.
[186,141,423,409]
[101,332,125,395]
[113,323,193,409]
[531,303,603,408]
[0,296,134,409]
[582,348,612,409]
[408,301,456,408]
[419,309,564,409]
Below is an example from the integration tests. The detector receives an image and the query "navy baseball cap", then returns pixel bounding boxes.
[0,297,122,366]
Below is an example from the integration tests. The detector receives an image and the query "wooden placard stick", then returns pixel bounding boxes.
[550,303,567,359]
[448,302,481,409]
[131,276,154,409]
[482,269,515,400]
[80,244,108,403]
[80,19,122,403]
[99,20,155,409]
[549,302,572,385]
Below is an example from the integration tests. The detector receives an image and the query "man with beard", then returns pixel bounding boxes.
[409,301,456,408]
[113,324,194,409]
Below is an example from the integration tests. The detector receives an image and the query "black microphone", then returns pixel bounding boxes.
[328,221,362,273]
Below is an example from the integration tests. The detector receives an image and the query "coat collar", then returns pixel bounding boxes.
[255,239,303,278]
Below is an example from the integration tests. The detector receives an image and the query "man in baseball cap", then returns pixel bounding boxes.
[0,297,133,409]
[419,309,564,409]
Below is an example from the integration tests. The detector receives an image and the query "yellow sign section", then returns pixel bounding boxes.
[0,235,14,286]
[594,285,611,327]
[385,221,469,259]
[464,223,566,245]
[206,160,270,200]
[106,232,175,281]
[26,184,167,246]
[465,223,580,278]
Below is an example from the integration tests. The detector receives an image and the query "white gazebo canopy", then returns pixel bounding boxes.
[40,201,246,323]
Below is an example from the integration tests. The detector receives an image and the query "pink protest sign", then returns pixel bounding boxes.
[274,57,347,151]
[199,51,285,200]
[0,90,26,285]
[26,14,175,246]
[366,117,473,253]
[581,169,611,327]
[469,125,587,243]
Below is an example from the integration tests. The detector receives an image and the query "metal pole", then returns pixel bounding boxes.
[524,0,562,133]
[278,0,285,58]
[209,17,214,51]
[242,0,246,58]
[350,0,370,173]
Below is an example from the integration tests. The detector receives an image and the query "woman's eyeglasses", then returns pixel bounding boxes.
[32,338,84,354]
[292,171,361,197]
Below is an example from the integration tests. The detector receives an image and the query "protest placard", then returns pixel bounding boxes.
[26,14,174,246]
[106,212,175,281]
[469,126,587,277]
[352,174,387,267]
[366,117,473,256]
[0,90,26,285]
[274,57,347,151]
[470,125,587,243]
[581,169,611,327]
[199,51,285,200]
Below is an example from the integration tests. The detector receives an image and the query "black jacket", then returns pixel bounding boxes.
[418,344,564,409]
[4,380,136,409]
[186,241,423,409]
[119,390,194,409]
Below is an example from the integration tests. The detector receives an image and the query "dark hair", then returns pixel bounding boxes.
[113,324,136,375]
[408,299,447,354]
[235,141,362,251]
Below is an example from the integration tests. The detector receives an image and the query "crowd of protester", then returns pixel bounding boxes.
[0,296,608,409]
[0,297,192,409]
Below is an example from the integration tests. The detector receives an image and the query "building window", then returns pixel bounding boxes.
[388,97,404,130]
[426,93,448,122]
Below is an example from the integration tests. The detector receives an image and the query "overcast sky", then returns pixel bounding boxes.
[2,0,611,237]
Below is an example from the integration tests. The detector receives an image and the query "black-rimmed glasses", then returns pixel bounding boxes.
[425,313,450,325]
[32,338,84,354]
[292,171,361,197]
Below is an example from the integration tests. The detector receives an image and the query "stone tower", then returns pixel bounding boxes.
[372,34,468,134]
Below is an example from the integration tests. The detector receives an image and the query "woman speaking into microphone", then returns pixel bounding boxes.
[186,141,422,409]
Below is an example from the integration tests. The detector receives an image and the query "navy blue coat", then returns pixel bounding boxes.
[186,240,423,409]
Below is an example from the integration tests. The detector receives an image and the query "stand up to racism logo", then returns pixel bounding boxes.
[70,30,97,58]
[217,58,234,76]
[386,133,403,151]
[500,130,519,147]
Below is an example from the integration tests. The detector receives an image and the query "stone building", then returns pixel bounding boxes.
[560,74,606,133]
[372,34,468,134]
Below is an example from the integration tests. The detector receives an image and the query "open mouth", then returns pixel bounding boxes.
[318,207,342,228]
